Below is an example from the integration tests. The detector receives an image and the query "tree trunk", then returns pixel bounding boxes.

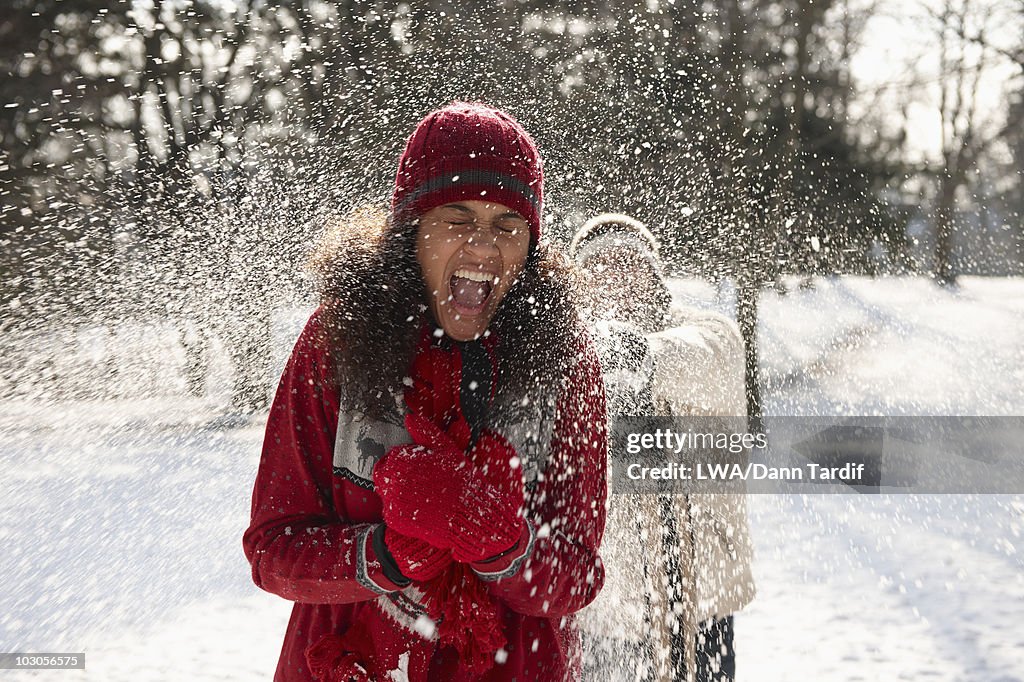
[736,271,763,433]
[934,174,958,285]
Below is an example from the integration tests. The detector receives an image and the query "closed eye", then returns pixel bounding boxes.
[496,219,528,233]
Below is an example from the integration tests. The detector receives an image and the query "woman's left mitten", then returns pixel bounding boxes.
[381,525,453,582]
[449,430,527,564]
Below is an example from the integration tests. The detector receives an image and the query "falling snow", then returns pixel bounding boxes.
[2,1,1022,680]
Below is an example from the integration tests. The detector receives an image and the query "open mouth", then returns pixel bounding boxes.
[449,268,496,315]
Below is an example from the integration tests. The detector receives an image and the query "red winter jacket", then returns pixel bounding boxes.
[242,305,608,681]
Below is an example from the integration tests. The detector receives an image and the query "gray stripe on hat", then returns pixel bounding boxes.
[394,168,540,217]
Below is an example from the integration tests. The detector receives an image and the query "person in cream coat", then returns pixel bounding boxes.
[572,214,756,682]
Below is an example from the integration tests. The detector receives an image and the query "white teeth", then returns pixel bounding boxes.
[453,269,495,283]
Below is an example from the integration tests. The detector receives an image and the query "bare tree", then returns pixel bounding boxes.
[925,0,1020,284]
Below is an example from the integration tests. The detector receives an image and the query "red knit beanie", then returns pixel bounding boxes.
[391,102,544,244]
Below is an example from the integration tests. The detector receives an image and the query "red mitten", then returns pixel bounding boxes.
[382,526,452,582]
[373,421,470,548]
[403,410,472,456]
[375,414,526,564]
[448,428,527,564]
[403,411,463,453]
[378,415,526,562]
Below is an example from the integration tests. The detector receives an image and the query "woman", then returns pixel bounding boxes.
[242,102,608,682]
[571,214,756,682]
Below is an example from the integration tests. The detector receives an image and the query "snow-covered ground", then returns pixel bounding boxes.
[1,276,1022,680]
[677,276,1024,681]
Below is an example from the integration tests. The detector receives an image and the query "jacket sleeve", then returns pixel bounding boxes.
[647,308,746,416]
[241,305,407,604]
[477,330,608,618]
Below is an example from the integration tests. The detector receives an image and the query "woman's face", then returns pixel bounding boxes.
[583,247,667,326]
[416,200,531,341]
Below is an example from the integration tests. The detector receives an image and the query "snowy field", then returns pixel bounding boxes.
[1,275,1022,681]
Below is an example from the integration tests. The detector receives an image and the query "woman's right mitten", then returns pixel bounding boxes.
[448,429,528,564]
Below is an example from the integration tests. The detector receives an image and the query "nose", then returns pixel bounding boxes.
[465,223,500,256]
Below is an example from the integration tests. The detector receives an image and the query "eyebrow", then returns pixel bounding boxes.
[440,204,474,215]
[440,204,526,221]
